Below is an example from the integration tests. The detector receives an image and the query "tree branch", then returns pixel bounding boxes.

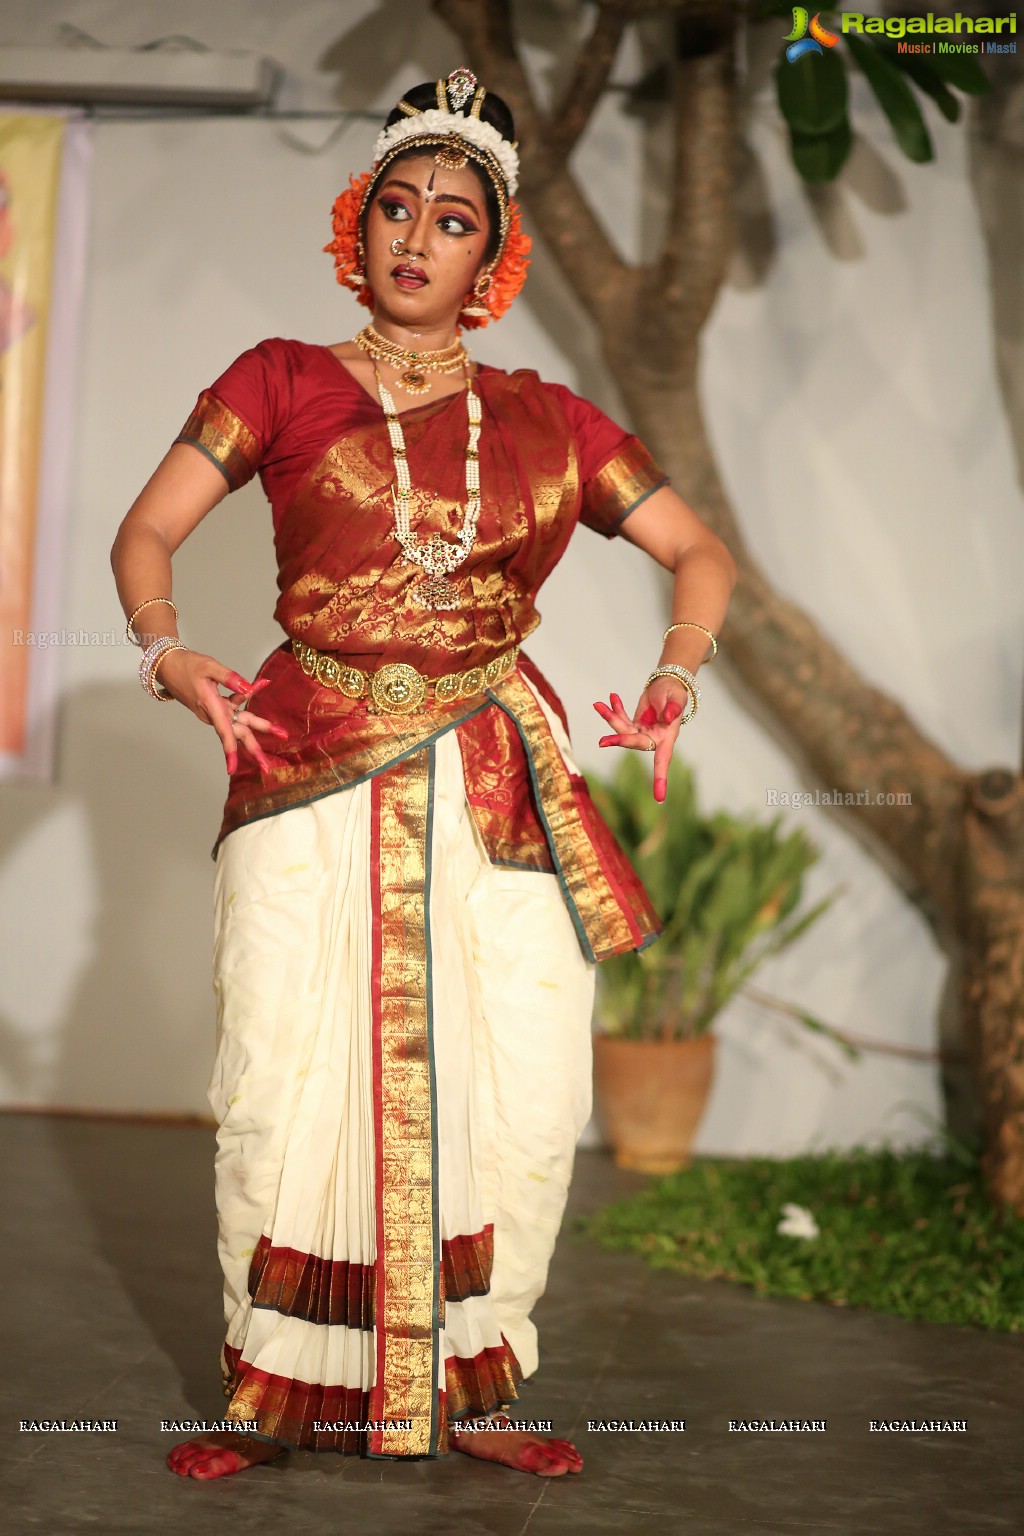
[546,5,629,164]
[648,17,737,350]
[433,0,632,330]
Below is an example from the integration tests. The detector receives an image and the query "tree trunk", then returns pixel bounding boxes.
[962,773,1024,1207]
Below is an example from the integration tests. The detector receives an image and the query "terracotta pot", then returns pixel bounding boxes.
[593,1033,716,1174]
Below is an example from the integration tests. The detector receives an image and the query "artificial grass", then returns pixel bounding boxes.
[571,1146,1024,1332]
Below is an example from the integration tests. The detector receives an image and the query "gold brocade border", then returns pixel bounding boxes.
[444,1340,525,1421]
[367,746,440,1459]
[211,691,492,859]
[443,1225,494,1302]
[583,436,668,538]
[474,836,553,872]
[175,390,261,491]
[488,673,658,961]
[243,1226,495,1324]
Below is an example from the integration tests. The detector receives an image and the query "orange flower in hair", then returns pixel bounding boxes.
[459,197,532,330]
[323,170,375,311]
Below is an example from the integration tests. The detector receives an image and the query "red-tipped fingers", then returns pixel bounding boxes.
[226,674,269,701]
[236,709,289,743]
[654,777,667,802]
[595,699,630,725]
[241,733,274,773]
[661,699,683,724]
[638,705,658,727]
[199,679,242,772]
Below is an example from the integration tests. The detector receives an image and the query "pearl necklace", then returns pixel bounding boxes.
[355,323,468,395]
[374,365,482,612]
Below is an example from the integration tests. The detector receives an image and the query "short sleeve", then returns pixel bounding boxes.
[174,337,290,491]
[547,382,668,538]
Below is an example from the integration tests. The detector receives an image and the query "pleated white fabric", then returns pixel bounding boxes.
[207,686,596,1453]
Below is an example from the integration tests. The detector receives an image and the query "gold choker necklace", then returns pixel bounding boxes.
[354,324,468,395]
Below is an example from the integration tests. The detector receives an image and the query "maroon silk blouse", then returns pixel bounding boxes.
[175,336,668,962]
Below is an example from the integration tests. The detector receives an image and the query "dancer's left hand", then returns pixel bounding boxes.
[593,684,690,804]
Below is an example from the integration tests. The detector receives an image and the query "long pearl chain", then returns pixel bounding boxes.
[375,365,482,612]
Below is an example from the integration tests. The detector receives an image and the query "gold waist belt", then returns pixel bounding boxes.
[292,637,520,715]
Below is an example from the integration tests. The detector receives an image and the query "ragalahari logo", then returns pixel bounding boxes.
[785,7,840,62]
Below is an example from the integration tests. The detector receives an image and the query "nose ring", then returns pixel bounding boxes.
[391,236,426,261]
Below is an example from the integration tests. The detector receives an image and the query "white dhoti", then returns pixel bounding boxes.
[208,716,596,1457]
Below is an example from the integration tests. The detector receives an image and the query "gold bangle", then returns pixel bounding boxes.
[662,621,717,660]
[126,597,178,647]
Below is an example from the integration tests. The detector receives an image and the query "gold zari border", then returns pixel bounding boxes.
[584,437,668,538]
[175,390,261,491]
[369,748,439,1458]
[488,672,659,960]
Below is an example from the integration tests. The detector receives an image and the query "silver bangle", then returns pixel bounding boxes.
[644,664,700,725]
[139,635,187,701]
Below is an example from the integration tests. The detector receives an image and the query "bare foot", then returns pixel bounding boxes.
[452,1414,583,1476]
[166,1433,285,1479]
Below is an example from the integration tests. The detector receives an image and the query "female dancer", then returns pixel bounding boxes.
[110,70,735,1480]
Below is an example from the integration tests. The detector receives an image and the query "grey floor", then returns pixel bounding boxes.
[2,1113,1021,1535]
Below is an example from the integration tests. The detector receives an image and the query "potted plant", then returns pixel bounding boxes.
[587,754,839,1173]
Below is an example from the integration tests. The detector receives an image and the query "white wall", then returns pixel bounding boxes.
[0,1,1021,1153]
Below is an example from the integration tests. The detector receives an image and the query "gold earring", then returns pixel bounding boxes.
[461,268,493,317]
[344,237,368,287]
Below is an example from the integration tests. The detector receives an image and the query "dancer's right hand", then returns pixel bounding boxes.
[155,649,288,775]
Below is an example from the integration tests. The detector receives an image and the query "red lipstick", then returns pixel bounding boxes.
[391,262,428,289]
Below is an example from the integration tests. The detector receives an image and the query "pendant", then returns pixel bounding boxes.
[411,572,462,611]
[400,368,431,394]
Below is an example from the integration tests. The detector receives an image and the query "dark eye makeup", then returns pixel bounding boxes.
[378,199,478,237]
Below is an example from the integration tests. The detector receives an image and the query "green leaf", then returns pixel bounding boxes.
[761,890,842,956]
[775,48,849,136]
[884,49,960,124]
[585,753,839,1042]
[844,34,933,163]
[914,49,990,97]
[789,119,852,182]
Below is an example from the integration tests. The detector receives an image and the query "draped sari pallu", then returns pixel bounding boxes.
[180,338,666,1456]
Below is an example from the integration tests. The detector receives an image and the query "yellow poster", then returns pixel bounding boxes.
[0,114,64,755]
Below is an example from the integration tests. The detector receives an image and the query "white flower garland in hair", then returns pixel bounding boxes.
[371,108,519,196]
